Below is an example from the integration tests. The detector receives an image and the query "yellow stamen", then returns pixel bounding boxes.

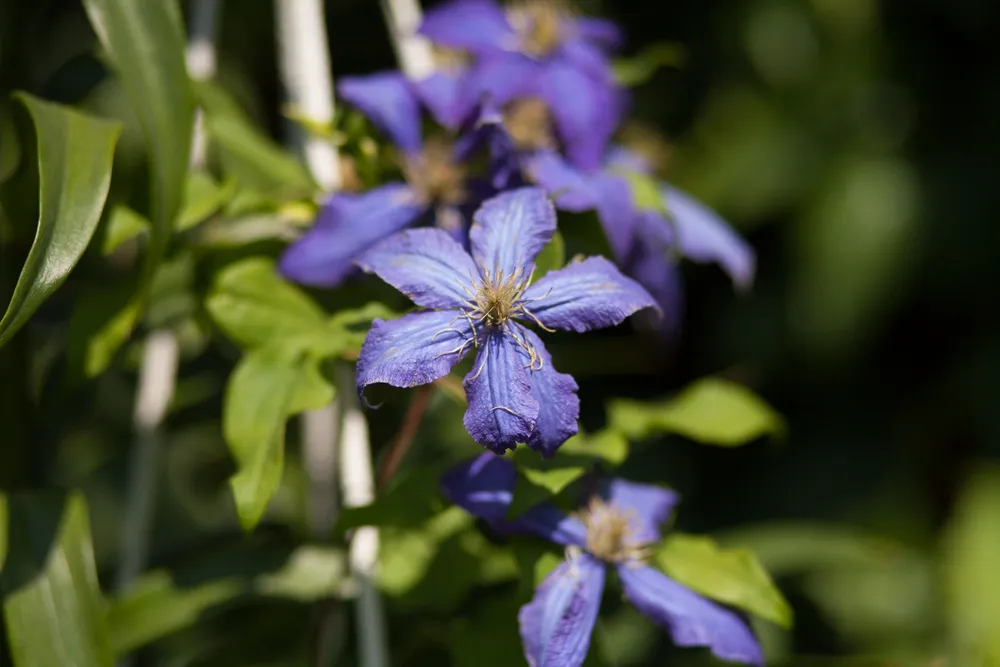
[577,497,650,563]
[507,0,574,57]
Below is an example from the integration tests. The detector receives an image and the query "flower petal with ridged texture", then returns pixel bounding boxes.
[338,72,423,154]
[358,228,478,309]
[662,186,756,290]
[418,0,515,54]
[519,553,606,667]
[599,479,679,544]
[469,187,556,278]
[357,310,472,394]
[617,565,764,666]
[511,324,580,457]
[463,330,540,454]
[278,183,425,287]
[441,454,587,545]
[522,256,657,332]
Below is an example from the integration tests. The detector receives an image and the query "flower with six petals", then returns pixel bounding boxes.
[356,186,656,455]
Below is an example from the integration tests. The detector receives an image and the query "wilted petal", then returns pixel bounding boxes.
[662,186,756,289]
[463,331,540,453]
[411,71,467,129]
[571,17,623,52]
[522,257,657,333]
[523,150,596,212]
[279,183,425,287]
[418,0,515,54]
[519,554,605,667]
[618,566,764,666]
[599,479,679,544]
[540,56,616,171]
[470,187,557,277]
[338,72,423,154]
[357,228,478,310]
[511,324,580,457]
[441,454,587,545]
[357,310,473,393]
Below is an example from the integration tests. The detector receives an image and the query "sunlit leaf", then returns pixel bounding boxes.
[532,230,565,280]
[0,94,120,348]
[609,377,784,445]
[657,533,792,628]
[224,346,333,531]
[65,282,139,381]
[101,205,148,255]
[1,491,114,667]
[558,429,630,466]
[943,466,1000,664]
[177,171,237,231]
[83,0,195,297]
[206,257,328,351]
[612,41,686,86]
[507,464,586,520]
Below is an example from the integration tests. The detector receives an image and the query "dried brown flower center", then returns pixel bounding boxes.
[507,0,572,57]
[503,98,557,151]
[402,136,467,205]
[579,498,649,563]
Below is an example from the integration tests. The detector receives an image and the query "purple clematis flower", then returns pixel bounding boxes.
[442,454,765,667]
[279,69,472,287]
[356,187,656,455]
[525,147,756,331]
[419,0,624,171]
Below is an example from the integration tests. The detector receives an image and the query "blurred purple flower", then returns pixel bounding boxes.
[442,454,765,667]
[419,0,624,170]
[356,187,656,455]
[279,70,471,287]
[526,147,755,331]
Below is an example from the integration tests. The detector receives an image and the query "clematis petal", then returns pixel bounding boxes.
[540,55,617,171]
[519,553,606,667]
[357,228,478,310]
[338,72,423,154]
[605,144,653,175]
[626,213,685,332]
[511,324,580,457]
[523,150,597,212]
[441,454,587,546]
[357,310,473,393]
[469,187,557,277]
[463,331,540,454]
[418,0,515,54]
[599,479,679,544]
[521,256,657,333]
[662,187,756,290]
[457,53,541,123]
[591,171,639,262]
[279,183,425,287]
[571,17,624,52]
[617,566,764,666]
[411,71,467,129]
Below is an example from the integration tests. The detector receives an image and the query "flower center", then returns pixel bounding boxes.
[468,266,532,329]
[503,98,556,151]
[578,497,649,563]
[507,0,572,57]
[402,136,467,205]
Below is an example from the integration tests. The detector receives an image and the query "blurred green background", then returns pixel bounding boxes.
[2,0,999,665]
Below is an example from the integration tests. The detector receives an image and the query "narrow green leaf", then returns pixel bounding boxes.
[1,491,114,667]
[612,42,686,87]
[83,0,195,294]
[508,465,586,519]
[65,282,140,381]
[609,377,784,445]
[101,205,148,256]
[206,258,328,350]
[943,466,1000,664]
[177,171,236,231]
[224,346,332,531]
[195,82,314,194]
[558,429,630,466]
[657,533,793,628]
[0,94,120,348]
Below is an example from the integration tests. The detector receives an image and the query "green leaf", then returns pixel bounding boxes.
[558,428,630,467]
[0,495,8,570]
[657,533,792,628]
[101,205,148,255]
[177,171,236,231]
[609,377,784,445]
[83,0,195,298]
[943,466,1000,664]
[335,466,449,533]
[532,230,565,280]
[508,464,586,520]
[195,81,314,194]
[618,169,668,213]
[1,491,114,667]
[224,346,333,531]
[65,282,140,381]
[206,258,328,351]
[0,94,120,348]
[612,42,686,87]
